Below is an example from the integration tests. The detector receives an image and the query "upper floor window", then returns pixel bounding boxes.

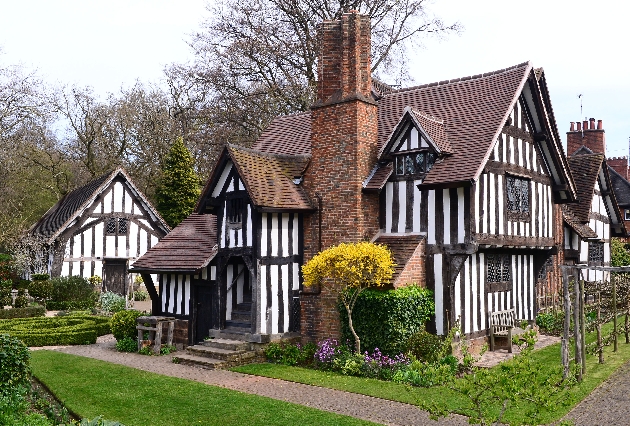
[506,175,530,220]
[395,151,437,177]
[588,242,604,266]
[226,197,243,228]
[106,217,129,236]
[487,253,511,283]
[625,209,630,221]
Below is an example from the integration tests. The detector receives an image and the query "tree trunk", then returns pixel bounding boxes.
[347,306,361,353]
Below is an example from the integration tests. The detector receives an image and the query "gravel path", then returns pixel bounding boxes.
[35,336,469,426]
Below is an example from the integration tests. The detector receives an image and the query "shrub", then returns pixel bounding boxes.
[406,328,446,363]
[29,278,53,306]
[88,275,103,291]
[111,310,144,340]
[116,336,138,353]
[0,288,11,308]
[339,284,434,355]
[264,341,317,366]
[0,306,45,319]
[0,279,12,289]
[133,289,149,301]
[0,315,110,346]
[49,276,96,308]
[0,253,14,282]
[99,291,127,314]
[0,334,30,398]
[536,310,565,336]
[31,274,50,281]
[362,348,410,380]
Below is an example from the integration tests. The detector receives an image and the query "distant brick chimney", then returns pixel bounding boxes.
[567,118,605,155]
[609,156,629,180]
[301,11,380,343]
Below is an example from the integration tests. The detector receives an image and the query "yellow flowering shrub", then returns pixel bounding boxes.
[302,241,395,352]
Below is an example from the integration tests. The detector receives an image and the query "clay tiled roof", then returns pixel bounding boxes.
[378,63,531,187]
[228,145,313,211]
[130,214,217,273]
[565,152,605,223]
[363,163,393,191]
[253,112,311,155]
[562,209,598,239]
[410,109,452,153]
[374,234,424,282]
[31,171,112,239]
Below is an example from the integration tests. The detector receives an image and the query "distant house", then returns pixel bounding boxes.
[133,11,584,346]
[30,168,169,294]
[607,153,630,235]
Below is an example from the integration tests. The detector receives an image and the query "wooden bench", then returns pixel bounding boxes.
[489,309,517,353]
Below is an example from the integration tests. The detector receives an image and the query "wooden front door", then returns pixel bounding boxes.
[103,258,128,295]
[194,285,213,343]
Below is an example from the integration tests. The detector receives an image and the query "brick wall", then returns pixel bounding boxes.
[301,12,381,344]
[608,156,629,180]
[394,238,426,288]
[567,118,605,155]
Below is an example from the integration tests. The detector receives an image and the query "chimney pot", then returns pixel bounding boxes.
[570,122,575,131]
[577,122,582,131]
[589,118,595,130]
[583,120,588,131]
[597,119,603,130]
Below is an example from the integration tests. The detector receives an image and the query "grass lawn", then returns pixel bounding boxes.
[233,326,630,425]
[30,351,376,426]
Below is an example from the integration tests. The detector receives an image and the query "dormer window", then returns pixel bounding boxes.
[395,151,437,177]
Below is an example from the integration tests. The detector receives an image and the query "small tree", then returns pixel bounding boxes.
[155,137,201,228]
[302,241,395,353]
[611,238,630,267]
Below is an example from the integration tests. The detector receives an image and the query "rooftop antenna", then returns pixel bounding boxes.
[578,94,584,137]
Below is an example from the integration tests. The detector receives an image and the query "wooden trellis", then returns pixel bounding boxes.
[560,265,630,382]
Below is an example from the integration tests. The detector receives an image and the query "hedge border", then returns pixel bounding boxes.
[0,315,111,346]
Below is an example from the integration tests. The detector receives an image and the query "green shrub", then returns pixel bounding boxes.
[406,329,445,363]
[29,278,53,305]
[15,280,30,290]
[536,310,565,336]
[338,284,434,355]
[0,334,31,398]
[0,288,11,308]
[0,279,12,289]
[0,253,14,282]
[49,276,96,306]
[99,291,126,314]
[0,306,45,319]
[0,315,110,346]
[264,341,317,366]
[31,274,50,281]
[111,310,144,340]
[46,300,96,311]
[133,289,149,301]
[13,289,28,309]
[115,336,138,353]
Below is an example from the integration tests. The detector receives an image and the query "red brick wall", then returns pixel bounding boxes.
[608,157,629,180]
[567,118,605,155]
[301,12,381,344]
[394,238,426,288]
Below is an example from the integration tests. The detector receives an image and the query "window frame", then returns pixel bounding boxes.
[505,174,532,222]
[105,216,130,236]
[225,196,244,229]
[588,241,604,266]
[393,149,437,179]
[625,209,630,221]
[485,253,512,292]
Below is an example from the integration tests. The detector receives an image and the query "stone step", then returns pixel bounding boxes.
[230,311,251,322]
[203,338,252,351]
[186,344,257,362]
[225,320,251,329]
[172,353,227,369]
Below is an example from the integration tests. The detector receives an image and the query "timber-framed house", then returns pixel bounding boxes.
[30,168,169,294]
[133,11,595,345]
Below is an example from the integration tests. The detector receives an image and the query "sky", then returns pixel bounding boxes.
[0,0,629,158]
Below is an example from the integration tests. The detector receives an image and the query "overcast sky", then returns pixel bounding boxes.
[1,0,629,158]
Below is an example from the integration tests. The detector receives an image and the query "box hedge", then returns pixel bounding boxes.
[0,315,111,346]
[338,284,434,356]
[0,306,45,319]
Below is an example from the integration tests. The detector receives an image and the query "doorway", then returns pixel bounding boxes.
[194,285,213,343]
[103,258,128,295]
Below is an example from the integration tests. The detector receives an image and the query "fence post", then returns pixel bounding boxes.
[613,275,618,352]
[573,269,583,382]
[561,267,571,380]
[580,277,586,374]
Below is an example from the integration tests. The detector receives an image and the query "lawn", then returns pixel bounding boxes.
[233,328,630,425]
[30,351,376,426]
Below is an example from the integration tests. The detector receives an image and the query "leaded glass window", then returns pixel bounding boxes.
[487,253,511,283]
[588,242,604,265]
[118,218,128,234]
[506,176,529,213]
[227,197,243,227]
[106,218,117,234]
[394,151,437,177]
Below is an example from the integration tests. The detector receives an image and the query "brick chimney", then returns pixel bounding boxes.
[609,156,629,180]
[567,118,606,155]
[301,11,380,343]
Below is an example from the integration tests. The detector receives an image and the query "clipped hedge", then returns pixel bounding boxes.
[338,284,434,356]
[0,315,111,346]
[46,300,96,311]
[0,306,45,319]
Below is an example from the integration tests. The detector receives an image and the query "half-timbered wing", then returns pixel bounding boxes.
[30,168,169,294]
